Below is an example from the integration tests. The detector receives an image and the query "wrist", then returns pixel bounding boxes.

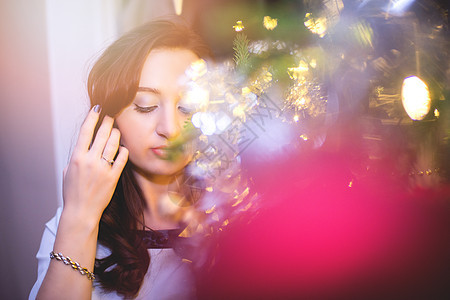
[52,206,101,271]
[59,205,101,237]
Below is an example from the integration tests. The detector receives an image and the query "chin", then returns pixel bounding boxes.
[134,159,190,178]
[153,165,186,177]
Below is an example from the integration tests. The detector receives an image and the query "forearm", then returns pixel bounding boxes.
[35,108,127,299]
[36,208,100,300]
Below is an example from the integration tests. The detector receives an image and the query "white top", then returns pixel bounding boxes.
[29,208,196,299]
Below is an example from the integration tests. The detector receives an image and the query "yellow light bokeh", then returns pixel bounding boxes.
[434,109,439,118]
[288,60,309,80]
[401,76,431,121]
[263,16,278,30]
[304,13,327,38]
[188,59,207,80]
[241,86,251,95]
[233,103,247,119]
[233,20,245,32]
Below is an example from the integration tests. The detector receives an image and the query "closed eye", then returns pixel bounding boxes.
[178,105,193,115]
[134,103,158,113]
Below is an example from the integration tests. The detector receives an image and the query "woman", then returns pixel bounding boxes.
[30,19,212,299]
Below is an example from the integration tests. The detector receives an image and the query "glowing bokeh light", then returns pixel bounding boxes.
[304,13,327,38]
[232,103,247,119]
[241,87,251,95]
[215,112,232,132]
[186,59,207,80]
[233,20,245,32]
[263,16,278,30]
[173,0,183,15]
[193,112,216,135]
[288,60,309,80]
[182,82,210,110]
[386,0,415,15]
[434,109,439,118]
[401,76,431,121]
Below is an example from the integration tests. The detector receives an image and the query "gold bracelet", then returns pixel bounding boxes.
[50,251,95,281]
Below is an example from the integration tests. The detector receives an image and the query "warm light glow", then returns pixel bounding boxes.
[183,82,209,110]
[401,76,431,120]
[300,134,308,141]
[304,13,327,38]
[263,70,273,83]
[187,59,207,80]
[241,87,252,95]
[233,20,245,32]
[263,16,278,30]
[173,0,183,15]
[434,109,439,118]
[205,204,216,214]
[288,60,309,80]
[233,103,247,119]
[293,115,300,122]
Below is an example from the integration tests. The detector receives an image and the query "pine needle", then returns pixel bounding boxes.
[233,33,250,71]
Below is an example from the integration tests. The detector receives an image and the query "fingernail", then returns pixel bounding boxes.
[93,104,101,113]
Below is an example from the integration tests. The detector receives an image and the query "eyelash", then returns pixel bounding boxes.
[134,103,192,115]
[134,104,157,113]
[178,106,193,115]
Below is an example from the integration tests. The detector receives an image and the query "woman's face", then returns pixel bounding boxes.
[116,48,198,177]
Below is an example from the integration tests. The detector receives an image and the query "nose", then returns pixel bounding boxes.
[155,105,181,140]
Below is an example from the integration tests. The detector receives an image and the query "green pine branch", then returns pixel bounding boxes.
[233,32,250,72]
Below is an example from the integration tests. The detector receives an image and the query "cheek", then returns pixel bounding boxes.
[118,120,147,148]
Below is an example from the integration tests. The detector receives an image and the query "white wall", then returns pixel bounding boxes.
[46,0,120,205]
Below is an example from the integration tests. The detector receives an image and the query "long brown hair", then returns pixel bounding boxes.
[87,18,212,298]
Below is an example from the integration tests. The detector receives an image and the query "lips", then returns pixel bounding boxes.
[151,146,169,158]
[151,145,183,160]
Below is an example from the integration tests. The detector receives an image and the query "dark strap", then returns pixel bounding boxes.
[140,228,184,249]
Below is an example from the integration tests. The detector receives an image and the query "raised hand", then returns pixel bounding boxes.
[37,105,129,299]
[62,105,129,223]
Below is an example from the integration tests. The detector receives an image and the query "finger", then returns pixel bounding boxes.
[101,128,121,162]
[73,105,101,155]
[90,115,114,155]
[111,146,129,175]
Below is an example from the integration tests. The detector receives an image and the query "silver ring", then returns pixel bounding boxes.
[102,156,114,166]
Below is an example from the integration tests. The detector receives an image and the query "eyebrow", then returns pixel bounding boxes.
[137,86,161,94]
